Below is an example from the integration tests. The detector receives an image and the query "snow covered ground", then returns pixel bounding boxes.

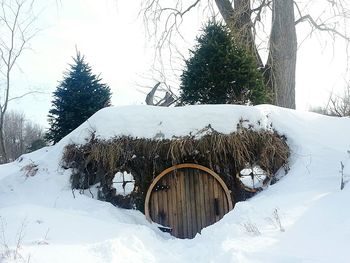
[0,105,350,263]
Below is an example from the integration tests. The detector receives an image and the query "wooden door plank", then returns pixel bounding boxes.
[150,193,155,222]
[167,173,174,236]
[187,168,193,238]
[180,170,188,239]
[221,184,228,215]
[193,169,202,235]
[203,171,211,228]
[159,177,168,226]
[152,190,159,224]
[213,179,220,222]
[149,194,154,222]
[175,171,183,238]
[191,169,199,237]
[187,168,197,238]
[185,169,192,238]
[198,169,205,232]
[168,172,178,237]
[164,175,172,230]
[208,174,215,225]
[218,184,226,219]
[221,184,226,219]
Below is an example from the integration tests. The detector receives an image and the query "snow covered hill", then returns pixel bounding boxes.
[0,105,350,263]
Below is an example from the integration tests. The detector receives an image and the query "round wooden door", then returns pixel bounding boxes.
[145,163,233,239]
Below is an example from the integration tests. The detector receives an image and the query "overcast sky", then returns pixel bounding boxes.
[6,0,349,127]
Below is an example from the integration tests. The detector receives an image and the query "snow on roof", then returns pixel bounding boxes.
[58,104,350,153]
[58,104,274,146]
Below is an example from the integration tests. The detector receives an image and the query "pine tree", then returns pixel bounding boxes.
[46,52,112,143]
[180,21,269,105]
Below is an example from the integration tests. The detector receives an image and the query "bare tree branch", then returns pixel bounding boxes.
[295,14,350,40]
[325,81,350,116]
[251,0,272,13]
[141,0,201,50]
[0,0,39,163]
[252,0,272,34]
[145,82,178,107]
[8,91,47,102]
[145,82,161,105]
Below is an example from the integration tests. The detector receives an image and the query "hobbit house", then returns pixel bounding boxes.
[62,106,290,239]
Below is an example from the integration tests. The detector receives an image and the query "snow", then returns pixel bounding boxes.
[57,105,270,145]
[1,104,350,262]
[113,172,135,196]
[238,165,269,190]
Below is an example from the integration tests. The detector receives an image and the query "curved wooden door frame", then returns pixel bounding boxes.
[144,163,233,223]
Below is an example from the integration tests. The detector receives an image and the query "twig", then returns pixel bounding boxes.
[340,161,345,190]
[8,91,48,102]
[295,14,350,41]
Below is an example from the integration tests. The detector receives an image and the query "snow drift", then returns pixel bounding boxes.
[0,104,350,263]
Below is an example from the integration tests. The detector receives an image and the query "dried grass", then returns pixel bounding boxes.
[62,127,289,211]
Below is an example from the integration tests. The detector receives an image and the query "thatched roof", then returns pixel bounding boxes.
[62,121,289,211]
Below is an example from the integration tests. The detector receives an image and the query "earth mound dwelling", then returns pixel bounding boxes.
[62,108,289,239]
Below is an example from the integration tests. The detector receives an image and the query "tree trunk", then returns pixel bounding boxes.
[0,117,8,164]
[266,0,297,109]
[215,0,297,109]
[215,0,263,67]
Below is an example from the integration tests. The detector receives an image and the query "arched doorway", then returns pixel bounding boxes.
[145,163,233,239]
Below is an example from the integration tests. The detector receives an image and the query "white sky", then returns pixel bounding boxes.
[6,0,349,127]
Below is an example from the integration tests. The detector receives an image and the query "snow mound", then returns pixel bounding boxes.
[57,104,271,145]
[1,104,350,263]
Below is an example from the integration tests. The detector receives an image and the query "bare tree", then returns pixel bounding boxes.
[3,110,25,161]
[140,0,350,109]
[0,0,39,163]
[309,81,350,117]
[327,82,350,117]
[3,110,45,163]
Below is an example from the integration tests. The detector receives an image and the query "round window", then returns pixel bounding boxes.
[237,165,271,192]
[112,171,135,195]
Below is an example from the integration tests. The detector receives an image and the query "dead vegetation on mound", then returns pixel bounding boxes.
[62,123,290,211]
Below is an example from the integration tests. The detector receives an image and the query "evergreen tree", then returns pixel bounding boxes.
[180,21,269,105]
[47,52,112,143]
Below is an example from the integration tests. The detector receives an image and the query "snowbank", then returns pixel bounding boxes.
[0,104,350,263]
